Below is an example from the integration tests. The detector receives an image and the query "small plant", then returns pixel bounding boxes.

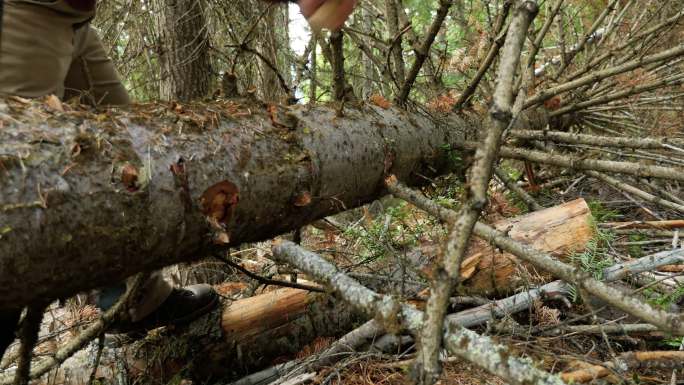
[343,202,423,263]
[441,143,465,172]
[650,285,684,310]
[627,233,646,258]
[587,200,620,223]
[570,228,615,280]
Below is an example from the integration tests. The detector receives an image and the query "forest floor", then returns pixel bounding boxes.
[246,171,684,385]
[3,163,684,385]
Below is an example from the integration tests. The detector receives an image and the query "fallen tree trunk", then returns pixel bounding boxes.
[5,197,594,384]
[0,98,555,310]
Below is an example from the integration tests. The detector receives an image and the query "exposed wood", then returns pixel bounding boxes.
[221,287,315,343]
[560,351,684,383]
[459,198,593,296]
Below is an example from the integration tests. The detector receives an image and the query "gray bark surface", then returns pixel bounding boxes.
[0,99,474,310]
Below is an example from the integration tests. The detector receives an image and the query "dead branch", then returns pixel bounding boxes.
[525,44,684,107]
[452,1,512,110]
[585,170,684,214]
[415,2,538,381]
[601,220,684,230]
[493,166,543,211]
[509,129,684,150]
[395,0,452,106]
[458,142,684,182]
[271,240,566,385]
[12,304,46,385]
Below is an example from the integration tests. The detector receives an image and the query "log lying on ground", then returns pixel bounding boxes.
[0,96,562,310]
[458,198,592,295]
[0,98,464,310]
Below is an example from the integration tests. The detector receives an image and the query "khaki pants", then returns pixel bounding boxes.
[0,0,128,105]
[0,0,172,321]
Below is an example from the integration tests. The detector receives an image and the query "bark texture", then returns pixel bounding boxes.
[0,98,479,311]
[153,0,212,101]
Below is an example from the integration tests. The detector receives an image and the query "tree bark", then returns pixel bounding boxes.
[0,98,478,311]
[153,0,212,101]
[0,97,563,311]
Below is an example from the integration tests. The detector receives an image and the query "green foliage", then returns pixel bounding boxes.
[570,228,615,280]
[650,285,684,310]
[441,143,464,171]
[662,337,683,349]
[627,233,646,258]
[343,202,422,263]
[587,200,620,223]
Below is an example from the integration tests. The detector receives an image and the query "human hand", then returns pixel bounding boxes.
[297,0,357,31]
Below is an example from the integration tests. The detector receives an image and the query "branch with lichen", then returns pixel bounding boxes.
[414,2,538,383]
[271,240,566,385]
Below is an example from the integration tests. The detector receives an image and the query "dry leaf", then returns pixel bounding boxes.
[369,94,391,109]
[45,94,64,112]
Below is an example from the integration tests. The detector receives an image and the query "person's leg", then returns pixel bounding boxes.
[65,25,129,105]
[0,0,75,98]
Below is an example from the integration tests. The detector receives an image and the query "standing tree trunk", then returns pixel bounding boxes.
[257,3,291,102]
[384,0,405,89]
[153,0,212,101]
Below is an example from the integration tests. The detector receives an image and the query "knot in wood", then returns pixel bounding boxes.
[520,1,539,17]
[489,104,512,122]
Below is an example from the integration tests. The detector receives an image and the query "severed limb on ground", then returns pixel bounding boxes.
[385,178,684,335]
[271,241,567,385]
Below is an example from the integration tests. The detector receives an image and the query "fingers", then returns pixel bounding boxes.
[298,0,357,31]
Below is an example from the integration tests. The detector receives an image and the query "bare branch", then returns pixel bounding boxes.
[395,0,452,106]
[526,44,684,108]
[457,142,684,182]
[271,241,566,385]
[414,2,538,382]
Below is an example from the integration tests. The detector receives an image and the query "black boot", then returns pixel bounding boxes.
[0,309,20,359]
[109,284,218,333]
